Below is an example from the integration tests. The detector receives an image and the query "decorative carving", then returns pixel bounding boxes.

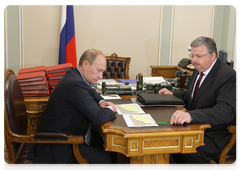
[112,136,126,149]
[28,118,39,129]
[111,52,118,59]
[185,138,194,148]
[130,141,139,152]
[143,138,180,150]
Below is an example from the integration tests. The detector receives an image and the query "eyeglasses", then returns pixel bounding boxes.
[188,53,212,59]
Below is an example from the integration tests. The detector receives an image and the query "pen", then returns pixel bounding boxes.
[156,121,170,124]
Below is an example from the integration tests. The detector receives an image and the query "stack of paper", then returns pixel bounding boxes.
[46,63,73,91]
[17,66,49,96]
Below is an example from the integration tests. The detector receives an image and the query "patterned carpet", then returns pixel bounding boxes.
[0,117,240,170]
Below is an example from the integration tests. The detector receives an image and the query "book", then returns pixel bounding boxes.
[22,89,49,96]
[46,72,66,77]
[46,63,73,74]
[20,85,48,91]
[22,89,49,94]
[17,71,46,82]
[18,65,46,74]
[47,76,64,80]
[19,80,48,86]
[137,93,184,106]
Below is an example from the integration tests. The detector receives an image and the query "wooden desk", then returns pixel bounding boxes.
[100,99,210,164]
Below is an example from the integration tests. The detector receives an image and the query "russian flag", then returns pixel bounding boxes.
[58,5,77,68]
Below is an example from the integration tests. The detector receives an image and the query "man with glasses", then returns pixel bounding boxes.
[159,36,236,163]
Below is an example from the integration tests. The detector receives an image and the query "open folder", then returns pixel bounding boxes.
[137,93,184,106]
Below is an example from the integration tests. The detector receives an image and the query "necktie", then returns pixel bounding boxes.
[192,72,204,104]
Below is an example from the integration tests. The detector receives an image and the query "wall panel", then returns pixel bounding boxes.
[171,6,213,66]
[4,5,236,78]
[22,5,61,68]
[74,5,160,78]
[0,0,5,74]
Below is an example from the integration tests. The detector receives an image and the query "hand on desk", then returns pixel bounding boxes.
[100,101,117,112]
[158,88,173,95]
[170,110,192,124]
[159,88,192,124]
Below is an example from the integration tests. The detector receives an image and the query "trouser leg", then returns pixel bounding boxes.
[78,143,112,164]
[172,147,210,164]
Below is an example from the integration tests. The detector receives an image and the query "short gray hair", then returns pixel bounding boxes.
[190,36,218,57]
[79,49,104,66]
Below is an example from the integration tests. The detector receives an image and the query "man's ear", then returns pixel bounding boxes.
[82,60,89,69]
[211,52,217,61]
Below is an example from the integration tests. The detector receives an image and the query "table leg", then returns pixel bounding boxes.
[130,154,170,164]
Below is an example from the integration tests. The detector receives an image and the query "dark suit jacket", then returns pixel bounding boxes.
[28,68,116,163]
[173,58,236,161]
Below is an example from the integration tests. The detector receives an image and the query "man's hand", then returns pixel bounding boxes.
[158,88,173,95]
[99,101,117,112]
[170,110,192,124]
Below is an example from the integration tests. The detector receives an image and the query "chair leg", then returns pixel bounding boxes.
[72,144,88,164]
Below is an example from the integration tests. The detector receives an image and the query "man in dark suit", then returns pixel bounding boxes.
[159,37,236,163]
[28,49,117,163]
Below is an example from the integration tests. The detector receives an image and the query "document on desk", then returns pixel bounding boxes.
[98,79,123,85]
[123,114,158,127]
[116,103,145,115]
[101,94,121,100]
[117,103,158,127]
[143,76,168,85]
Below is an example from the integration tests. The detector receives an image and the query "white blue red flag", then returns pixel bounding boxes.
[58,5,77,68]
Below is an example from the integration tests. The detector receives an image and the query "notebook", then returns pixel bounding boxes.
[137,93,184,106]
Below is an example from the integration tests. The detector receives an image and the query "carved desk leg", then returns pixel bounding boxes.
[131,154,170,164]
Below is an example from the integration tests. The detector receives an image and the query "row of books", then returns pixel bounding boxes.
[16,63,73,96]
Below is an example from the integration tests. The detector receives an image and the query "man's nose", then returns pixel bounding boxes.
[98,72,103,79]
[191,56,198,62]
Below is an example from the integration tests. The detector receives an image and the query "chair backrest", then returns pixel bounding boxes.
[4,69,28,157]
[103,53,131,79]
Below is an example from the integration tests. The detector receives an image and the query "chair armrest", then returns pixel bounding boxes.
[218,126,236,163]
[227,126,236,134]
[33,132,69,141]
[32,133,87,163]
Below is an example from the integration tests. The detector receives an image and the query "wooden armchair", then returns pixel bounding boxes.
[4,69,88,164]
[210,126,236,164]
[103,52,131,79]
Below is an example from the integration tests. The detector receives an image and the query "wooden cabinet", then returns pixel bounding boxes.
[150,66,193,78]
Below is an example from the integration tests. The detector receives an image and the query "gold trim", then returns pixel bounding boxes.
[130,141,139,152]
[185,138,194,148]
[196,134,200,143]
[29,104,37,111]
[156,154,159,164]
[39,103,47,111]
[143,138,180,150]
[111,136,126,149]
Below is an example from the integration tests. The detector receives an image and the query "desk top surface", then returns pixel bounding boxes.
[102,98,210,135]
